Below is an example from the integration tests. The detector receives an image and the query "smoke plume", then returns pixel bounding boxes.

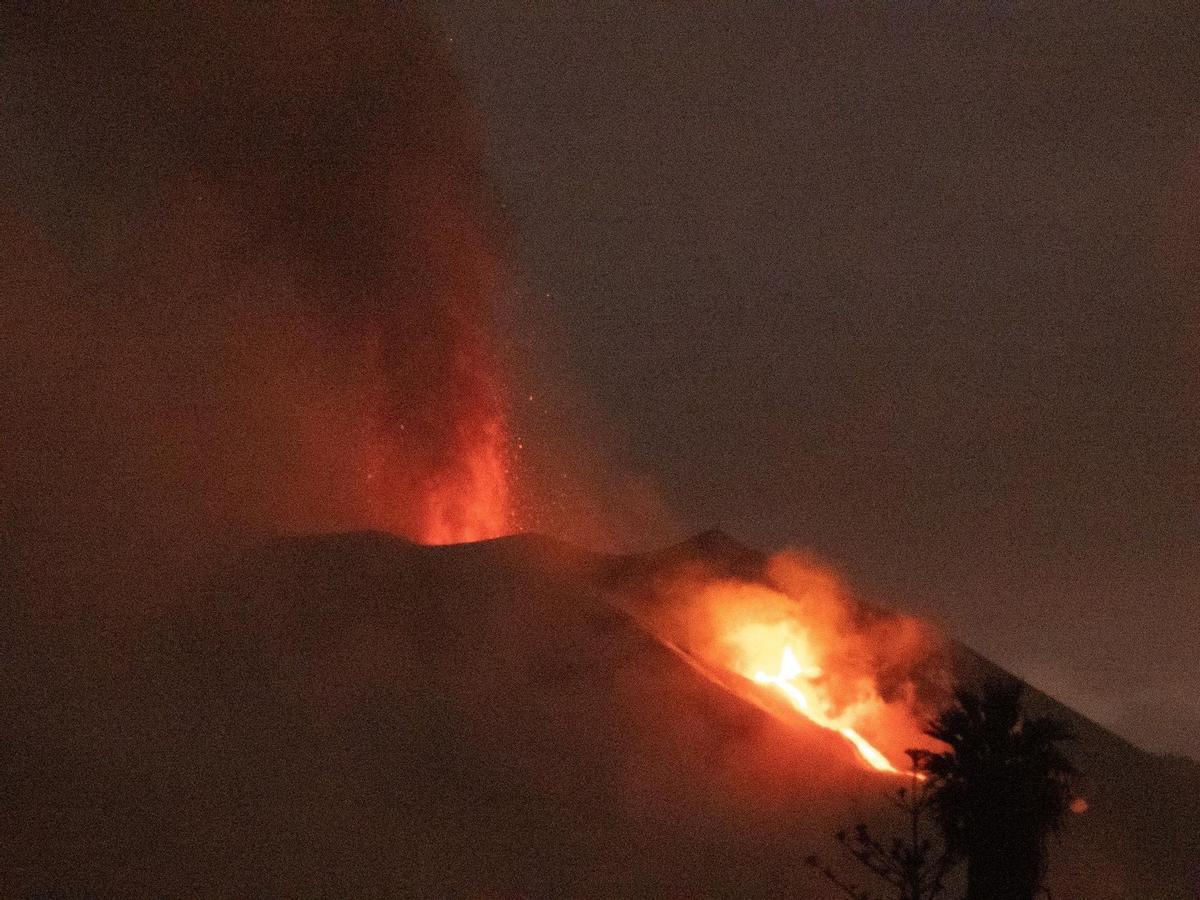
[1,3,515,604]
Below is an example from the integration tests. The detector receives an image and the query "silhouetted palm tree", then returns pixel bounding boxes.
[916,680,1075,900]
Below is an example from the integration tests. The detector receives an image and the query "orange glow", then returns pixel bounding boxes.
[719,603,917,775]
[644,556,943,776]
[416,413,512,545]
[750,643,903,775]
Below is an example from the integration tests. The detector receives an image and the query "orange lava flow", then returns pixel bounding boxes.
[657,564,938,777]
[752,644,903,775]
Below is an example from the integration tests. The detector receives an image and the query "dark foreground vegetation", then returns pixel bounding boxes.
[810,681,1077,900]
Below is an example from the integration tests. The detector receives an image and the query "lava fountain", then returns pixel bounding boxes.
[415,411,513,545]
[0,3,527,562]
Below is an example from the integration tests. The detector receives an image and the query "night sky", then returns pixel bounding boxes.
[437,3,1200,759]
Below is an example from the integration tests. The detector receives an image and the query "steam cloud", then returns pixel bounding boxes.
[1,3,515,602]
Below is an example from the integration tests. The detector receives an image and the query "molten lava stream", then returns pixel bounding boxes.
[752,645,903,775]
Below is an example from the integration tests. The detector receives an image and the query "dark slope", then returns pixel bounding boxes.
[2,531,1197,897]
[617,531,1200,896]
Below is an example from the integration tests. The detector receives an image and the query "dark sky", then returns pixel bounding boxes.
[437,2,1200,759]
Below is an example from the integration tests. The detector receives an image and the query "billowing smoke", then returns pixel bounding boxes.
[1,3,514,604]
[629,549,952,772]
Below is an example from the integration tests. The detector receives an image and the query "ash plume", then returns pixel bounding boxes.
[1,2,515,604]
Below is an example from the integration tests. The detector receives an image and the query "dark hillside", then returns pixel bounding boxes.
[2,532,1196,897]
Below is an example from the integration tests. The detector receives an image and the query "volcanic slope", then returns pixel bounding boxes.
[2,531,1197,897]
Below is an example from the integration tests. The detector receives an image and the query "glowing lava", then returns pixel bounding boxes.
[645,558,941,777]
[752,644,903,775]
[417,413,512,545]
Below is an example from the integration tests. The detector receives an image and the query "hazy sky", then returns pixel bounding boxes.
[437,2,1200,759]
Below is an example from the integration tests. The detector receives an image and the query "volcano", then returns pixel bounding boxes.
[2,530,1197,898]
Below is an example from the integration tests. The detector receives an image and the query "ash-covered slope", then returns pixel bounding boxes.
[2,531,1197,897]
